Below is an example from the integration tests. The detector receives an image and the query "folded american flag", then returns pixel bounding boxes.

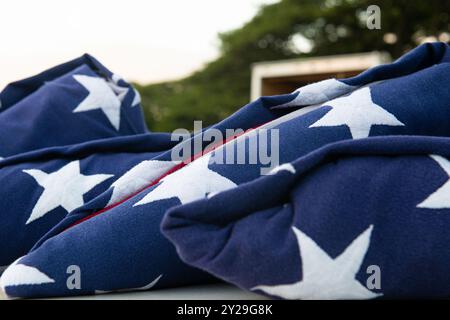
[1,42,449,299]
[0,54,279,297]
[162,42,450,299]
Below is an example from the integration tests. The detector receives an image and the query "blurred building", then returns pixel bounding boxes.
[250,51,391,100]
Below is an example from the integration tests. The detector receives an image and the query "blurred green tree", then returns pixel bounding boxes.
[138,0,450,132]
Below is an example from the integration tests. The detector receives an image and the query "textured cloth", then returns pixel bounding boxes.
[2,42,450,299]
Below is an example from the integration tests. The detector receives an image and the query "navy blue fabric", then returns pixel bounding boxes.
[341,41,450,86]
[161,43,450,299]
[0,54,147,157]
[0,134,181,267]
[2,42,450,299]
[163,136,450,299]
[0,53,291,297]
[0,57,181,268]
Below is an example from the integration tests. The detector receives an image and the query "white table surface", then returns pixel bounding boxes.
[1,283,268,300]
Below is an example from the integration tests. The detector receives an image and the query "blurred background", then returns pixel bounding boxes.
[1,0,449,131]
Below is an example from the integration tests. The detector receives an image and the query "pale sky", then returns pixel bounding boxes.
[0,0,278,89]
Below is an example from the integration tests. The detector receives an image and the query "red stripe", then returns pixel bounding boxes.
[67,125,260,229]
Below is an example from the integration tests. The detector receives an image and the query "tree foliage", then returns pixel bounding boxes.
[139,0,450,132]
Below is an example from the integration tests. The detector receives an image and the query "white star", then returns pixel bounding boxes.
[111,73,141,107]
[0,259,55,293]
[73,75,123,130]
[106,160,177,206]
[274,79,356,108]
[309,87,404,139]
[24,160,113,224]
[134,153,237,206]
[267,163,296,175]
[131,88,141,107]
[417,155,450,209]
[108,74,129,102]
[111,73,124,84]
[95,274,162,295]
[253,225,381,300]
